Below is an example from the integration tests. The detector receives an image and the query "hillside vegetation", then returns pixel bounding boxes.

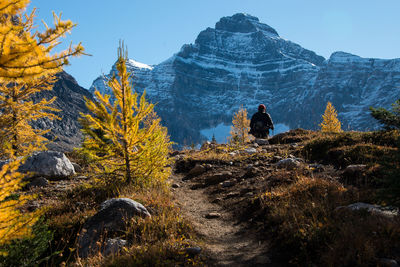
[172,129,400,266]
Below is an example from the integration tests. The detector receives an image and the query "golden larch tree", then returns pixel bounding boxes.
[0,0,84,158]
[320,101,342,133]
[0,159,40,248]
[0,0,84,249]
[79,43,171,185]
[229,105,250,146]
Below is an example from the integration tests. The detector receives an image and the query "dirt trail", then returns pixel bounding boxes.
[171,173,271,266]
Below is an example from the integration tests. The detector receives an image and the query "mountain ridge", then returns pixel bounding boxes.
[90,13,400,145]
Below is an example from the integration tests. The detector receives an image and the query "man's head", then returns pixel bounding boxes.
[258,104,266,113]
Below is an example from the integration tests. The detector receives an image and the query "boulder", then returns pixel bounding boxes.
[205,171,233,186]
[78,198,150,258]
[243,147,257,154]
[103,238,127,256]
[255,139,269,145]
[26,177,49,189]
[342,164,368,186]
[336,202,399,219]
[20,151,75,179]
[276,158,301,170]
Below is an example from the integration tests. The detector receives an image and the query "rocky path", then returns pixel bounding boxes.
[171,173,272,266]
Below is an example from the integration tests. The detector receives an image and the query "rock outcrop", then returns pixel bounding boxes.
[78,198,151,258]
[31,71,94,151]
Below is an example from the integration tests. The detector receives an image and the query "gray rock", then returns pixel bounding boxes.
[71,162,82,173]
[205,171,233,186]
[243,147,257,154]
[255,139,269,145]
[26,177,49,189]
[188,164,206,177]
[276,158,301,170]
[205,212,222,219]
[252,143,259,148]
[103,238,127,256]
[336,202,399,219]
[20,151,75,179]
[78,198,150,258]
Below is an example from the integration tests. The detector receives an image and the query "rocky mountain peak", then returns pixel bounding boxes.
[215,13,279,36]
[90,14,400,146]
[328,51,363,63]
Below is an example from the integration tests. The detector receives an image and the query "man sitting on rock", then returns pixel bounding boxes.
[250,104,274,139]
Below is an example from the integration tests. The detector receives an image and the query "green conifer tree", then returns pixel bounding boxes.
[370,99,400,129]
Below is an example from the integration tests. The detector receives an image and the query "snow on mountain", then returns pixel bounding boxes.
[90,13,400,145]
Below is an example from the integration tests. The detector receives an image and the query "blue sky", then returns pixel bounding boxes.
[31,0,400,88]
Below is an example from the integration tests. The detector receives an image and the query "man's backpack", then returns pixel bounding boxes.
[254,120,267,132]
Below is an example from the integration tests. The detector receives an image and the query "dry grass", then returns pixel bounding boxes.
[302,130,399,167]
[261,172,400,266]
[37,161,201,266]
[78,186,202,266]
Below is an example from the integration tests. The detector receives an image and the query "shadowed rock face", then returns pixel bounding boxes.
[31,71,94,151]
[90,13,400,146]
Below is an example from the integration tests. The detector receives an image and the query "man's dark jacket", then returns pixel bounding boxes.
[250,111,274,136]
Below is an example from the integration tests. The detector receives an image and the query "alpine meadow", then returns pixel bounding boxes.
[0,1,399,266]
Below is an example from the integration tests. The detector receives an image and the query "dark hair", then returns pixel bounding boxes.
[258,104,266,112]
